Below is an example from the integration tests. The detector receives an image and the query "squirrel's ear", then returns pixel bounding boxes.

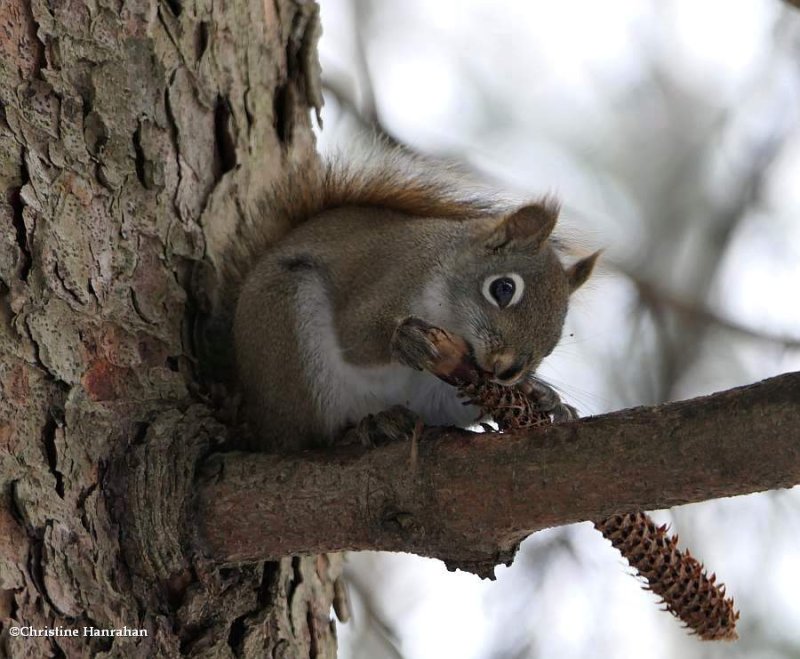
[485,200,559,251]
[566,250,601,292]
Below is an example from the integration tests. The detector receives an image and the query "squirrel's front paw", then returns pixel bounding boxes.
[350,405,423,447]
[520,377,578,422]
[391,317,442,371]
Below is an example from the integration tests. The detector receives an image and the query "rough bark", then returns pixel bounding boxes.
[1,1,336,657]
[194,371,800,578]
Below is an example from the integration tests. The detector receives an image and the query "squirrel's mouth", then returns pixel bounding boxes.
[474,350,529,387]
[491,368,527,387]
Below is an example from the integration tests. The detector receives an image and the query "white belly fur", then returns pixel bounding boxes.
[332,363,481,428]
[295,276,482,434]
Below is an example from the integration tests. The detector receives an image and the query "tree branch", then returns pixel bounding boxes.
[193,371,800,577]
[621,266,800,350]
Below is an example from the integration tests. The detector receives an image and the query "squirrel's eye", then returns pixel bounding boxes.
[482,274,524,308]
[491,278,515,306]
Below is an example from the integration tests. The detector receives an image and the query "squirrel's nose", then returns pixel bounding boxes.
[491,354,527,385]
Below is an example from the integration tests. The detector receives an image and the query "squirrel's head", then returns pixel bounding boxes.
[425,201,599,385]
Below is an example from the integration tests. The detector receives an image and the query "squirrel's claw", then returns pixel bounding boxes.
[391,317,441,371]
[519,376,579,421]
[550,402,578,422]
[348,405,422,447]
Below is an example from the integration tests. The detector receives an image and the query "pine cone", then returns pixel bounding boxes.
[595,512,739,640]
[406,317,740,641]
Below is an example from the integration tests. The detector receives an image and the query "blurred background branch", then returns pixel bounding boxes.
[621,268,800,350]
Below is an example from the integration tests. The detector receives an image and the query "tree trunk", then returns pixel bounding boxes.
[0,1,337,657]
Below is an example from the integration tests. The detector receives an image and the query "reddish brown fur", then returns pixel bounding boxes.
[220,149,507,308]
